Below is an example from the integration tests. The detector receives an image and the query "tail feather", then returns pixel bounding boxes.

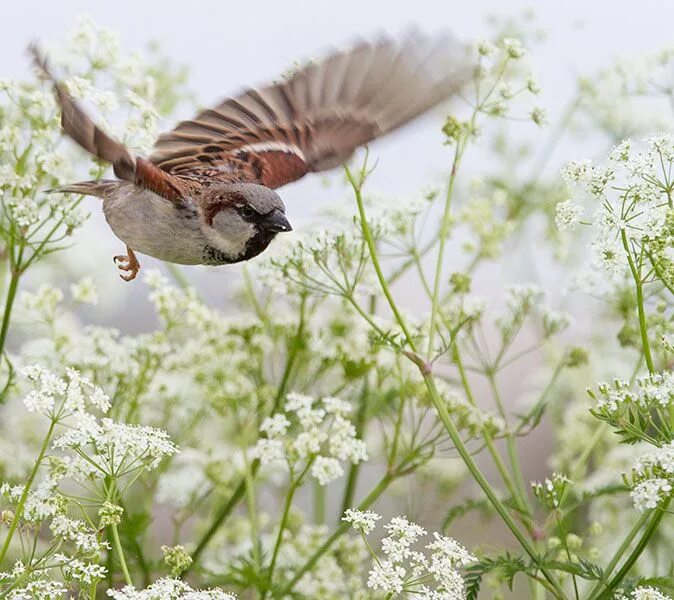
[49,180,119,198]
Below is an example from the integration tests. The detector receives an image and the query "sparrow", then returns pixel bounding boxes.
[30,33,470,281]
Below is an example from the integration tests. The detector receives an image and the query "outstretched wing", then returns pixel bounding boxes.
[149,32,472,189]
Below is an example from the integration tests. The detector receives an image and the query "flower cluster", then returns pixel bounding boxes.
[344,511,475,598]
[470,36,543,126]
[252,393,367,486]
[562,134,674,283]
[626,442,674,511]
[531,472,573,509]
[19,364,110,419]
[578,46,674,138]
[0,15,187,265]
[53,417,178,478]
[589,371,674,444]
[107,578,236,600]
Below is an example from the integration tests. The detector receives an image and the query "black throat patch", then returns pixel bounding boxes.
[202,229,277,265]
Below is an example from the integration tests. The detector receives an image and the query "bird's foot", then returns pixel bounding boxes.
[113,247,141,282]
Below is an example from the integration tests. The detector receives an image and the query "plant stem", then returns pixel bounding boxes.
[341,380,371,514]
[0,419,55,563]
[345,165,417,352]
[589,500,670,600]
[0,263,22,361]
[350,172,567,599]
[427,141,465,358]
[277,473,393,597]
[243,448,261,569]
[621,230,654,373]
[423,375,566,598]
[313,481,326,525]
[486,370,531,515]
[263,460,314,599]
[556,514,579,600]
[111,523,133,586]
[188,300,307,571]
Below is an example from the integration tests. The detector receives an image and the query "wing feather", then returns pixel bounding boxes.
[149,31,472,188]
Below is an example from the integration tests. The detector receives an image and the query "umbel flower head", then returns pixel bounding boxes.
[562,134,674,283]
[252,392,368,486]
[343,511,475,598]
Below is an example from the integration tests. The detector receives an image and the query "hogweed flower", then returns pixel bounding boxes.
[345,512,475,598]
[531,472,573,509]
[251,392,367,486]
[106,578,236,600]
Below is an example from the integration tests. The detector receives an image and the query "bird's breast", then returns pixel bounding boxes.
[102,186,207,265]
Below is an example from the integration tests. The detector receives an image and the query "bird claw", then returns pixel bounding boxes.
[113,247,140,282]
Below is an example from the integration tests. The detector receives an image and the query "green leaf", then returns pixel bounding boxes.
[464,553,529,600]
[443,497,492,529]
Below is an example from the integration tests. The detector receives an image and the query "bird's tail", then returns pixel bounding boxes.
[49,180,118,198]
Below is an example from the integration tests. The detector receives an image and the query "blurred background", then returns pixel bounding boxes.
[3,0,674,561]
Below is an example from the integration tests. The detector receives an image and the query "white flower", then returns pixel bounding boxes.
[502,37,525,59]
[555,199,584,231]
[310,456,343,485]
[477,40,497,57]
[426,532,476,569]
[251,438,286,465]
[367,561,406,594]
[106,577,236,599]
[610,139,632,162]
[530,107,547,126]
[630,478,672,511]
[630,587,672,600]
[322,396,352,415]
[342,508,381,534]
[259,414,291,438]
[635,443,674,476]
[53,418,177,476]
[70,277,98,305]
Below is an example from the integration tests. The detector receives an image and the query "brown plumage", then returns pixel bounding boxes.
[30,32,471,281]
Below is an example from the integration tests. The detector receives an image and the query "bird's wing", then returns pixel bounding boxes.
[29,44,189,204]
[149,32,472,189]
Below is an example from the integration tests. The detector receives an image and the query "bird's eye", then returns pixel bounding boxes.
[240,206,255,219]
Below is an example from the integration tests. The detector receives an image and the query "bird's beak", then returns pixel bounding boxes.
[263,209,293,233]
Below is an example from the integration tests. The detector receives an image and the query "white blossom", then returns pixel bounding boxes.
[342,508,381,534]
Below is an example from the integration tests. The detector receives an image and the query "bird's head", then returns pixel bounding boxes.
[200,182,292,261]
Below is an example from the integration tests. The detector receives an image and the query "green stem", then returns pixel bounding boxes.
[486,370,531,514]
[340,380,371,514]
[264,460,314,598]
[0,262,22,361]
[589,500,670,600]
[345,165,417,352]
[277,473,393,597]
[556,514,579,600]
[454,346,534,530]
[350,175,566,599]
[111,523,133,586]
[243,448,261,569]
[0,419,55,563]
[423,375,566,598]
[313,481,325,525]
[187,299,307,571]
[427,141,466,358]
[621,230,654,373]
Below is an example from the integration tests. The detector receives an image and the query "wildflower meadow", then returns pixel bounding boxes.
[1,13,674,600]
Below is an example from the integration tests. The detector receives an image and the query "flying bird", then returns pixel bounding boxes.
[30,33,471,281]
